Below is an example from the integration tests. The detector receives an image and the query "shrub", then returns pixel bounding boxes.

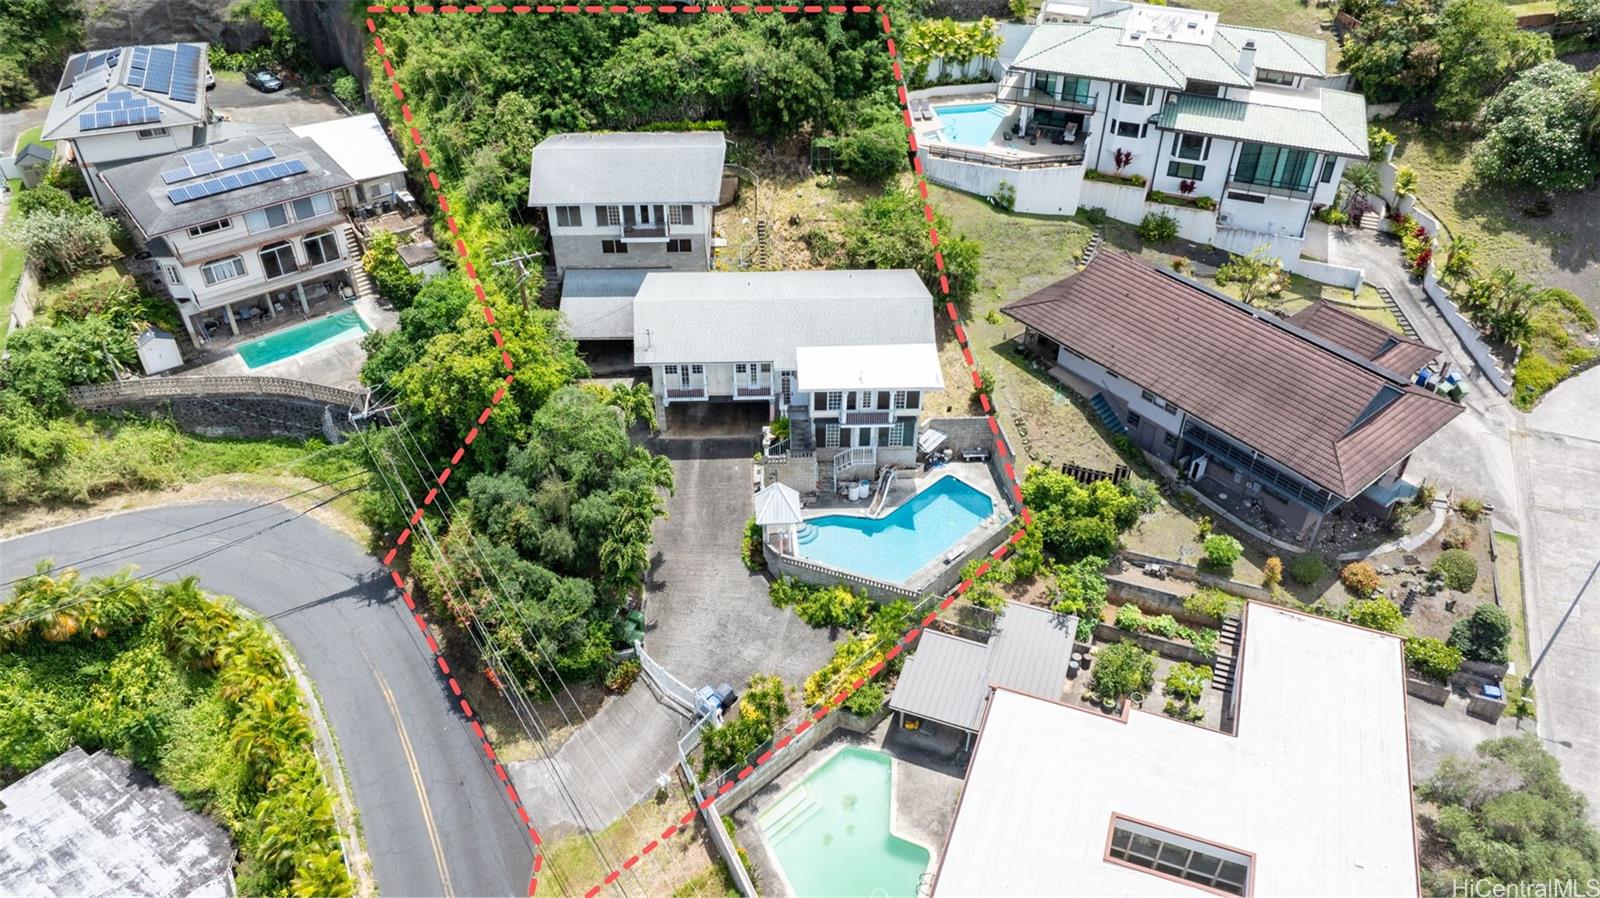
[1089,641,1156,703]
[1449,603,1511,664]
[1262,556,1283,588]
[362,230,423,308]
[1433,548,1479,591]
[1114,603,1145,631]
[1052,555,1109,641]
[1144,613,1181,639]
[330,69,362,106]
[11,207,120,277]
[1194,514,1213,540]
[1367,125,1396,161]
[1201,534,1243,573]
[1184,587,1243,621]
[1345,596,1406,634]
[992,180,1016,212]
[604,658,642,693]
[1441,525,1474,550]
[1193,195,1216,211]
[1080,206,1108,226]
[835,119,909,183]
[1405,637,1463,682]
[1472,61,1600,193]
[1340,561,1382,598]
[843,681,886,717]
[740,518,765,571]
[1163,662,1211,704]
[1136,210,1179,244]
[1455,497,1486,522]
[1288,554,1329,586]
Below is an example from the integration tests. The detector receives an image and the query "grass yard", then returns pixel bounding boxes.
[541,779,730,898]
[0,227,23,350]
[1386,120,1600,318]
[922,185,1122,472]
[1493,531,1532,684]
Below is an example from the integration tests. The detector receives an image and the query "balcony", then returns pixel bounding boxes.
[621,221,669,240]
[735,383,773,400]
[1225,177,1314,202]
[998,83,1096,115]
[665,385,707,401]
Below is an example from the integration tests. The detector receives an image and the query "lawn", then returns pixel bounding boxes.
[1493,531,1531,684]
[922,184,1122,472]
[541,778,729,898]
[716,136,883,272]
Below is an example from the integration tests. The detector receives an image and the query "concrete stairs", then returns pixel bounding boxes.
[342,228,378,303]
[755,218,773,269]
[1078,228,1105,267]
[1210,616,1242,693]
[1089,393,1127,438]
[1372,284,1421,341]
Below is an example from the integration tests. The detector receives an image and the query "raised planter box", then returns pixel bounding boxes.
[1405,676,1450,704]
[1093,622,1212,665]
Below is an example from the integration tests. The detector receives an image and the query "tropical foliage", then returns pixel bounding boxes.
[817,186,981,306]
[0,567,353,897]
[1020,468,1153,565]
[0,0,84,107]
[699,675,789,777]
[1449,602,1510,663]
[1089,641,1156,704]
[898,17,1003,86]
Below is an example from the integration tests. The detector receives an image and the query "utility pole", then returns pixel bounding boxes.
[491,250,543,310]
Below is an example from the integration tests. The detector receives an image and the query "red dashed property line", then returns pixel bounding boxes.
[364,5,1036,897]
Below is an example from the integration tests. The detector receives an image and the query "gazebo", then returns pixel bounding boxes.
[752,482,805,555]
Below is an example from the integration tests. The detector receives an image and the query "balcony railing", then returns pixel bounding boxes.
[666,385,706,400]
[735,383,773,399]
[997,84,1096,114]
[926,143,1085,169]
[841,408,893,426]
[1225,178,1314,201]
[621,221,669,240]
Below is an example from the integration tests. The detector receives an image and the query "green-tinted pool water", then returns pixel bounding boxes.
[235,310,369,369]
[757,747,930,898]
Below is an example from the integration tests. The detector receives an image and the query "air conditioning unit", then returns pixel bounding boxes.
[1246,481,1261,494]
[1218,212,1233,226]
[1232,470,1243,485]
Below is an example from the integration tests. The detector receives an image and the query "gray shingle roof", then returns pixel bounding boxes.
[888,603,1077,733]
[99,127,355,239]
[528,132,726,206]
[1156,88,1368,157]
[559,268,652,341]
[631,270,935,368]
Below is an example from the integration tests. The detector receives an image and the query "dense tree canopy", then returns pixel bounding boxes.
[1473,62,1600,192]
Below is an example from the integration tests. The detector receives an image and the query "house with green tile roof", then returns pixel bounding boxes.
[913,1,1368,277]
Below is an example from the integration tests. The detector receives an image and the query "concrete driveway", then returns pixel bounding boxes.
[0,504,534,897]
[1333,227,1600,817]
[210,72,344,128]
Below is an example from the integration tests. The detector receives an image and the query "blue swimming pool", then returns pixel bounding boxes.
[235,310,369,369]
[936,102,1008,147]
[796,475,994,583]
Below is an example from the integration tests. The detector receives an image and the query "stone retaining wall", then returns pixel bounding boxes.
[86,396,354,442]
[1406,677,1450,704]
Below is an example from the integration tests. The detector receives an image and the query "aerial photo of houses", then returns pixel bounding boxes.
[3,0,1600,896]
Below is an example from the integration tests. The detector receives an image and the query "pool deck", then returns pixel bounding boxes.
[792,464,1016,596]
[179,295,396,391]
[916,91,1090,165]
[733,717,966,898]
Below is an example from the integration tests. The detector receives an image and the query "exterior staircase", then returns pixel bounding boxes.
[755,218,773,269]
[1078,228,1105,267]
[1089,393,1127,437]
[1210,616,1242,693]
[342,227,378,303]
[1371,284,1420,341]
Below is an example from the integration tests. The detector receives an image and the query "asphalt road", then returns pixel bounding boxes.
[0,503,533,898]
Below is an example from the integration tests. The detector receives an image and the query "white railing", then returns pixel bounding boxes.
[832,445,876,481]
[635,641,699,718]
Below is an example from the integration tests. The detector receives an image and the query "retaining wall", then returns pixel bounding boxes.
[1406,677,1450,704]
[1106,578,1207,625]
[1117,550,1277,603]
[1092,623,1213,665]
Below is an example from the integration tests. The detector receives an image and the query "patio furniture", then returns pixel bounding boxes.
[961,448,991,462]
[1063,122,1078,142]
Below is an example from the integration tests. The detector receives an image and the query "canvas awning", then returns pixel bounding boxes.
[752,482,804,527]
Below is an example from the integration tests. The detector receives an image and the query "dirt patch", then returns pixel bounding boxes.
[716,136,888,272]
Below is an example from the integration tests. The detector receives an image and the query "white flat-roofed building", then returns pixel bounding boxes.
[291,114,408,212]
[932,603,1419,898]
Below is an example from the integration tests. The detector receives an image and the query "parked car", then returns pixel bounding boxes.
[245,70,283,92]
[205,67,216,90]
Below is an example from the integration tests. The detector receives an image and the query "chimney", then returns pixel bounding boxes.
[1237,39,1257,82]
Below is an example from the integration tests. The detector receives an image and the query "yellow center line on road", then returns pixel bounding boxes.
[366,655,455,898]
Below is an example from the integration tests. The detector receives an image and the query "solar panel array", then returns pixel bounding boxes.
[171,45,204,103]
[78,91,163,132]
[124,44,202,102]
[161,146,276,184]
[165,159,309,205]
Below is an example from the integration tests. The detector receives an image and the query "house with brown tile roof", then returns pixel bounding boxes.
[1287,301,1440,381]
[1001,251,1462,541]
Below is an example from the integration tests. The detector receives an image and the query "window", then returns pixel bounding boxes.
[303,231,341,266]
[1127,411,1143,429]
[1233,142,1316,191]
[1167,161,1206,181]
[365,180,395,199]
[245,204,290,233]
[1140,389,1177,414]
[666,239,692,254]
[668,205,695,225]
[596,206,621,226]
[554,206,583,227]
[1107,817,1252,897]
[1175,133,1209,161]
[887,422,908,447]
[601,239,628,254]
[825,391,843,411]
[1226,191,1266,204]
[892,390,908,410]
[1118,83,1151,106]
[736,362,763,385]
[201,255,246,286]
[1114,120,1146,139]
[1184,81,1223,97]
[1255,69,1296,86]
[136,127,170,139]
[187,218,232,238]
[164,265,182,286]
[1320,157,1336,184]
[290,193,334,221]
[259,241,298,280]
[824,423,841,448]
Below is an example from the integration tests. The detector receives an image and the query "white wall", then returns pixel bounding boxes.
[1217,192,1309,238]
[1149,132,1233,200]
[77,125,199,166]
[920,151,1085,216]
[160,225,351,312]
[1053,345,1185,433]
[1078,178,1145,221]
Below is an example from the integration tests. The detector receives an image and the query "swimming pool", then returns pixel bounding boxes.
[934,102,1008,148]
[235,310,370,369]
[796,475,994,583]
[758,747,931,898]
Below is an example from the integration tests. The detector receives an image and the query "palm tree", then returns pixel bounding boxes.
[1343,163,1382,212]
[1441,235,1477,286]
[632,447,675,496]
[218,624,286,704]
[608,382,658,433]
[158,577,235,669]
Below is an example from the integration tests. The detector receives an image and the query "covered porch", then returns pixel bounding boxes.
[180,271,356,348]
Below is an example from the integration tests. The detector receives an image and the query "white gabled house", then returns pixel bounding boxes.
[40,43,212,208]
[631,269,943,468]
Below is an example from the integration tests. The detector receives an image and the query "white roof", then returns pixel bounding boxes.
[632,270,936,370]
[933,604,1418,898]
[290,114,405,183]
[752,482,804,526]
[795,343,944,392]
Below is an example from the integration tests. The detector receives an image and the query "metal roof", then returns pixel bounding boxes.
[752,482,805,527]
[888,602,1077,733]
[1001,252,1462,498]
[631,270,936,369]
[291,114,406,183]
[99,127,355,239]
[528,132,726,206]
[558,269,653,341]
[1155,87,1368,157]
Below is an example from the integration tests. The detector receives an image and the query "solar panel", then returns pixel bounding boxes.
[165,158,310,205]
[246,146,275,163]
[170,44,204,103]
[145,47,175,94]
[160,146,276,184]
[127,46,150,88]
[60,54,88,90]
